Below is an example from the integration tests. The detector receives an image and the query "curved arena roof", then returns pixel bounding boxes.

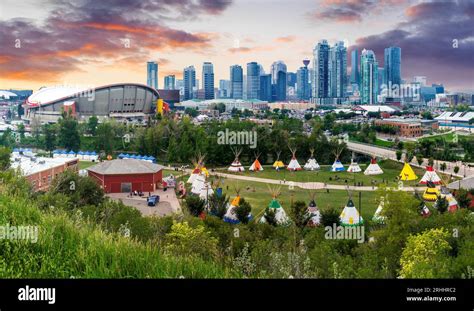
[0,90,18,99]
[26,83,159,107]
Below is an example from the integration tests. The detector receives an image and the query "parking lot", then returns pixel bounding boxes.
[106,188,181,217]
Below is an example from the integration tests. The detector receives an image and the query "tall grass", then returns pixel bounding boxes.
[0,194,238,278]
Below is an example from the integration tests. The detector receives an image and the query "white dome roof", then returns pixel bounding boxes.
[27,86,89,105]
[0,90,18,99]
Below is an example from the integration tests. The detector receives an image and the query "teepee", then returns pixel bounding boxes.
[419,166,441,185]
[422,180,440,201]
[421,204,431,217]
[228,147,245,172]
[272,151,285,170]
[260,185,289,225]
[307,189,321,226]
[187,153,205,184]
[399,162,418,181]
[304,148,320,171]
[340,195,363,226]
[249,152,264,171]
[191,173,206,195]
[331,146,345,172]
[347,158,362,173]
[287,145,302,171]
[199,179,214,201]
[224,186,242,224]
[437,175,458,212]
[364,157,383,175]
[372,197,385,223]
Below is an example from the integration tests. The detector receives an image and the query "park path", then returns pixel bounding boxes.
[346,141,474,178]
[168,167,425,192]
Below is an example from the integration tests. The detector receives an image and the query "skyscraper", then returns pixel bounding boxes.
[384,47,401,87]
[350,49,360,86]
[230,65,243,99]
[219,80,231,98]
[271,61,287,101]
[328,41,347,98]
[296,60,310,100]
[147,61,158,89]
[246,62,260,100]
[312,40,330,98]
[164,75,175,90]
[202,62,214,100]
[360,49,379,104]
[259,74,272,102]
[183,66,196,100]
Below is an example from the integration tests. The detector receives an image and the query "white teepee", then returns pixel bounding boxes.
[191,173,205,195]
[260,186,290,225]
[224,187,243,224]
[347,159,362,173]
[331,146,345,172]
[249,152,264,171]
[199,180,214,201]
[187,154,205,184]
[228,147,245,172]
[304,148,320,171]
[420,166,441,185]
[287,146,302,171]
[364,157,383,175]
[340,197,363,226]
[307,190,321,226]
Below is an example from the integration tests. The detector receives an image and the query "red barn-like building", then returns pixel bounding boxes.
[87,159,164,193]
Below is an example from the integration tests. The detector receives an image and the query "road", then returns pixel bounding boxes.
[346,141,474,178]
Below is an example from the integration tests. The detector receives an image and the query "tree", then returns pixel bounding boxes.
[42,124,56,155]
[164,221,219,260]
[290,200,310,229]
[0,147,11,170]
[435,195,448,214]
[262,207,278,226]
[234,198,252,224]
[58,115,81,151]
[185,108,199,118]
[208,193,228,219]
[400,228,452,278]
[455,189,472,209]
[453,166,460,174]
[87,116,99,135]
[440,163,447,171]
[416,153,424,166]
[421,111,433,120]
[396,150,402,161]
[95,122,116,155]
[428,157,434,167]
[320,207,340,227]
[185,195,206,217]
[49,170,104,208]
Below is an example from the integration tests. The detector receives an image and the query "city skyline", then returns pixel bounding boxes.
[0,0,473,92]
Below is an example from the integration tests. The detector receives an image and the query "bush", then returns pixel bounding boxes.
[234,198,252,224]
[320,207,340,227]
[184,195,206,217]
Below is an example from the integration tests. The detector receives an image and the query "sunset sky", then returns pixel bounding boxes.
[1,0,473,92]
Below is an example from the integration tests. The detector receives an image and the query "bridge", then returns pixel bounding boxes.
[346,141,474,178]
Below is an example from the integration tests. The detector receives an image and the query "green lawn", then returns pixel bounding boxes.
[218,160,426,188]
[374,138,395,148]
[217,178,380,221]
[79,161,96,170]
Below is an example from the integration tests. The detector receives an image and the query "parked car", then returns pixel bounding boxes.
[147,195,160,206]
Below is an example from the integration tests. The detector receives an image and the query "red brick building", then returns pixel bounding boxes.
[87,159,163,193]
[10,156,78,192]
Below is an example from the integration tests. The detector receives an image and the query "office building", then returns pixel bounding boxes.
[328,41,347,98]
[259,74,272,102]
[202,62,215,100]
[146,61,158,89]
[384,47,401,87]
[312,40,330,98]
[296,60,311,100]
[164,75,175,90]
[246,62,260,100]
[360,49,379,104]
[230,65,243,99]
[183,66,196,100]
[350,49,360,86]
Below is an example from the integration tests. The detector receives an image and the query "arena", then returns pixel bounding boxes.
[24,83,160,123]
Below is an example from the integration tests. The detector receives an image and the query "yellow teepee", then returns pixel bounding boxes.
[399,162,418,181]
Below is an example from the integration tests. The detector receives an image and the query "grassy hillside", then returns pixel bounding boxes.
[0,193,236,278]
